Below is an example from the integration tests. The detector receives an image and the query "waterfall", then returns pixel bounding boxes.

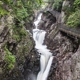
[33,13,54,80]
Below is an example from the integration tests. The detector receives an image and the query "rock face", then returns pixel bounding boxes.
[48,32,79,80]
[0,15,34,80]
[37,10,80,80]
[54,43,80,80]
[38,12,57,31]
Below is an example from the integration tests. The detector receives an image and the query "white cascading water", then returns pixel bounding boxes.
[33,13,54,80]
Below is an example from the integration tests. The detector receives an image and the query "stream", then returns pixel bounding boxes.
[33,13,54,80]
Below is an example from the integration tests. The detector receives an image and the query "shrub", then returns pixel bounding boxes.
[52,0,63,12]
[62,6,75,15]
[74,0,80,8]
[0,1,9,17]
[12,25,27,42]
[67,9,80,27]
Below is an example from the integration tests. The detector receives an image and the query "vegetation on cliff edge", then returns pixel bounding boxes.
[0,0,43,79]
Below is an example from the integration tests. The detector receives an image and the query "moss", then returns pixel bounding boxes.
[12,34,20,42]
[27,40,33,47]
[0,7,9,16]
[4,45,16,70]
[19,28,27,37]
[7,64,14,70]
[12,25,27,42]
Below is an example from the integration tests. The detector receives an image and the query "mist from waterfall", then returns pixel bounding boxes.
[33,13,54,80]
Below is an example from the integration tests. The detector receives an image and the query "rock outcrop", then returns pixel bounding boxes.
[0,15,34,80]
[37,7,80,80]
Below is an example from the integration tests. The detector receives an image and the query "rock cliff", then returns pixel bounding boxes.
[37,1,80,79]
[0,15,34,80]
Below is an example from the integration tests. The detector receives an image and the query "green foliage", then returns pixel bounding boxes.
[12,34,20,42]
[0,7,9,16]
[12,24,27,42]
[62,6,70,14]
[52,0,63,11]
[4,45,16,70]
[7,64,14,69]
[32,0,44,9]
[15,8,29,21]
[0,0,43,23]
[74,0,80,8]
[19,28,27,36]
[62,6,75,15]
[67,10,80,27]
[0,0,44,44]
[13,0,30,22]
[0,0,12,5]
[62,6,75,22]
[62,5,75,22]
[62,0,80,28]
[0,1,9,16]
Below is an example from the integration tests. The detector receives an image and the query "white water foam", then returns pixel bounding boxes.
[33,13,54,80]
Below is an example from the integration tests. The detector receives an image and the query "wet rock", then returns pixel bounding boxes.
[23,49,40,79]
[38,12,56,31]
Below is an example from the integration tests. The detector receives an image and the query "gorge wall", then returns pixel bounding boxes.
[0,15,34,80]
[37,1,80,79]
[0,0,80,80]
